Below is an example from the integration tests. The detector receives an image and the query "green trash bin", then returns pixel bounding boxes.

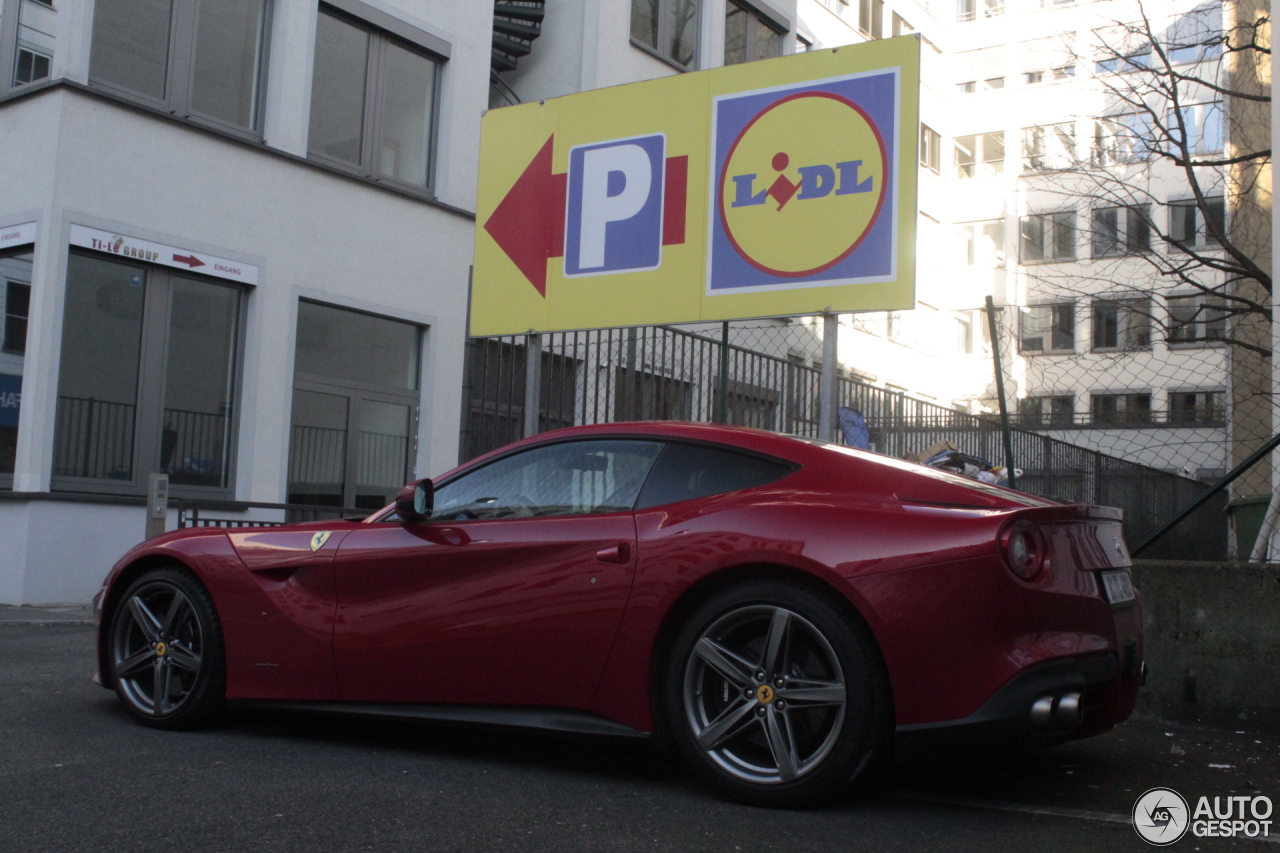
[1227,494,1273,556]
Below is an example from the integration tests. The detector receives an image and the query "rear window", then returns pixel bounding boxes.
[635,443,794,509]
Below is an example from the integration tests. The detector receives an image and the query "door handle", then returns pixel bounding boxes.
[595,543,632,565]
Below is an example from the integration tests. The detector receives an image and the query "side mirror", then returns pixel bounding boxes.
[394,479,433,523]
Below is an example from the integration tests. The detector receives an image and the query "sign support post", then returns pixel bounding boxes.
[523,332,542,438]
[717,321,730,424]
[819,313,839,441]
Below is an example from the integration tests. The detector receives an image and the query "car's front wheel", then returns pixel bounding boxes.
[108,566,226,729]
[665,580,890,807]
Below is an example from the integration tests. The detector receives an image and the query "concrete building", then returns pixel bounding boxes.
[0,0,492,603]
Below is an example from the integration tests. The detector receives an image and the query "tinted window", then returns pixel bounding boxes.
[635,443,793,509]
[432,440,662,520]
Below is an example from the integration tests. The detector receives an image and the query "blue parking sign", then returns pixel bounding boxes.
[564,133,666,278]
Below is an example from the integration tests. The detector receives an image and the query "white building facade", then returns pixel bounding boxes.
[0,0,491,603]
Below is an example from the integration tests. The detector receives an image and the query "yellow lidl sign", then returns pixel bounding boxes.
[472,37,919,336]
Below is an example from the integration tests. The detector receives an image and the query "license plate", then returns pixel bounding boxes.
[1100,569,1136,607]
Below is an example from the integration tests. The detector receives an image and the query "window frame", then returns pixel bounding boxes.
[723,0,785,66]
[629,0,703,72]
[50,249,250,500]
[1017,394,1075,426]
[1167,195,1226,251]
[0,0,55,96]
[954,131,1004,179]
[1166,293,1228,345]
[307,3,446,197]
[86,0,276,142]
[289,297,424,510]
[1167,389,1225,424]
[1090,298,1152,352]
[0,245,33,491]
[1090,391,1153,425]
[1020,210,1077,263]
[919,124,941,174]
[1021,122,1076,172]
[1091,204,1151,258]
[1019,302,1076,354]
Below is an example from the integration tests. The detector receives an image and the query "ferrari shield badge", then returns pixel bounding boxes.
[310,532,331,552]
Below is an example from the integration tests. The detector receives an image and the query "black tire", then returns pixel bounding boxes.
[107,566,226,730]
[664,579,891,807]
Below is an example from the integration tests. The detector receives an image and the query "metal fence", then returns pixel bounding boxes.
[462,323,1226,560]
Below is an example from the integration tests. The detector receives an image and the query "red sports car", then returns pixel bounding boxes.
[94,422,1143,806]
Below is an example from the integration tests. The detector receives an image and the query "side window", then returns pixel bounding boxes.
[432,440,663,520]
[635,443,793,509]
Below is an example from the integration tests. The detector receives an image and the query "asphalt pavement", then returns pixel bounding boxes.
[2,618,1278,852]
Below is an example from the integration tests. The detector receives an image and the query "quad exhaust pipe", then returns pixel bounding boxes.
[1029,691,1082,731]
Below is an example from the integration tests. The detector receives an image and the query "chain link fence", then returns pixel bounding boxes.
[461,309,1244,560]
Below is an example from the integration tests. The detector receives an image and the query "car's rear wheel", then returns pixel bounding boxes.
[665,580,890,807]
[108,566,226,729]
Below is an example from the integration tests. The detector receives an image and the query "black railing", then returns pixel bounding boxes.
[176,499,370,529]
[54,397,135,480]
[463,324,1228,560]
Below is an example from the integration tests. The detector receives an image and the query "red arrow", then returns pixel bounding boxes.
[483,136,688,297]
[484,136,565,297]
[172,253,205,269]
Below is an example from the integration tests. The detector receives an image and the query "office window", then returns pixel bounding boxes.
[1170,102,1224,155]
[290,301,420,510]
[1095,48,1151,74]
[857,0,883,38]
[14,47,50,86]
[1169,390,1224,423]
[1020,211,1076,262]
[983,76,1005,90]
[1168,5,1222,65]
[892,13,915,36]
[631,0,699,69]
[1022,123,1075,171]
[958,80,977,94]
[724,1,783,66]
[920,124,941,173]
[1052,65,1075,79]
[1024,70,1043,85]
[0,251,32,484]
[1092,300,1151,350]
[795,32,812,52]
[309,7,442,191]
[1168,197,1226,250]
[958,0,1003,21]
[1091,393,1151,424]
[1167,295,1227,343]
[954,132,1004,179]
[957,220,1005,266]
[89,0,270,134]
[1020,303,1075,353]
[52,253,243,494]
[1092,205,1150,257]
[955,314,974,354]
[1093,113,1152,166]
[1018,395,1074,425]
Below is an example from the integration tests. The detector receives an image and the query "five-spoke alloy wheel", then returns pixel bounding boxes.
[109,567,226,729]
[666,581,889,806]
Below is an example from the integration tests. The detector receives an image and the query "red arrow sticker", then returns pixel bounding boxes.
[172,253,205,269]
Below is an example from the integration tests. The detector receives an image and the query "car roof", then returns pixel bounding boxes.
[438,422,1053,510]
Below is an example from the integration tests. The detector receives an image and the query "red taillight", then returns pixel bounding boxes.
[1000,519,1046,580]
